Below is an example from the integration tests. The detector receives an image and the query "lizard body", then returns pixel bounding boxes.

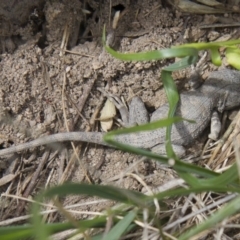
[0,69,240,157]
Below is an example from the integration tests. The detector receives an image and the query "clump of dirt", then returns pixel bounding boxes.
[0,0,240,222]
[0,0,45,53]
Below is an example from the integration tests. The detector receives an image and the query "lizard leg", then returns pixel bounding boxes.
[208,93,229,141]
[100,89,149,127]
[217,91,229,113]
[128,97,149,126]
[208,91,231,140]
[188,69,204,90]
[109,96,149,127]
[208,110,221,141]
[188,52,208,90]
[98,89,130,126]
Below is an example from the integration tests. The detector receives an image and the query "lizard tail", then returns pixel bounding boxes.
[0,132,107,157]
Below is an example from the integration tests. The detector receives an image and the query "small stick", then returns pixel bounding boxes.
[16,150,50,215]
[200,23,240,29]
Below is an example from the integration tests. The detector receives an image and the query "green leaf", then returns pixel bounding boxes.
[210,47,222,66]
[163,56,198,71]
[31,184,147,240]
[102,211,136,240]
[225,47,240,69]
[105,46,198,62]
[154,186,240,201]
[0,226,33,240]
[160,70,179,158]
[105,116,183,137]
[43,183,147,206]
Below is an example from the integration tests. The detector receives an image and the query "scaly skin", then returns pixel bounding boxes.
[0,69,240,157]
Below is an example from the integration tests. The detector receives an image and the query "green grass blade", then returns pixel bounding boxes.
[102,140,219,178]
[102,210,136,240]
[105,116,183,137]
[194,163,239,187]
[226,47,240,69]
[0,221,75,240]
[175,39,240,67]
[0,226,33,240]
[210,47,222,66]
[178,163,239,187]
[161,70,179,158]
[105,45,198,62]
[163,56,198,71]
[176,39,240,50]
[152,186,240,201]
[31,184,147,240]
[43,183,147,206]
[102,27,198,63]
[0,216,118,239]
[178,172,203,187]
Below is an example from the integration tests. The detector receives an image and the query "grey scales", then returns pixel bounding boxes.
[0,69,240,157]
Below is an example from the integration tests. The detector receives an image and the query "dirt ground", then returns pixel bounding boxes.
[0,0,240,227]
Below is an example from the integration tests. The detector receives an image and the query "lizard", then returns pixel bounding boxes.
[0,69,240,157]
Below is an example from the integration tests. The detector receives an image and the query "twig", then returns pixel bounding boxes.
[200,23,240,29]
[60,23,70,57]
[16,150,50,215]
[73,76,97,127]
[61,72,92,183]
[64,49,94,58]
[41,61,53,92]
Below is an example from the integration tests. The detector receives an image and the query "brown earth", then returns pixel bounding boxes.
[0,0,240,226]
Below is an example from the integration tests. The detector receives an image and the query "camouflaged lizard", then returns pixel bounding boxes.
[0,69,240,157]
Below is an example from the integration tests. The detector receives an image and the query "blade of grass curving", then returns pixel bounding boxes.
[0,226,33,240]
[176,39,240,50]
[104,116,191,167]
[105,45,198,62]
[177,163,239,188]
[103,139,219,178]
[152,186,240,202]
[160,70,179,158]
[161,55,197,159]
[161,63,196,178]
[2,219,109,240]
[42,183,147,206]
[104,116,194,137]
[4,215,119,240]
[177,172,203,187]
[31,184,146,240]
[102,27,240,186]
[0,221,88,240]
[163,55,198,71]
[105,116,183,136]
[175,39,240,67]
[191,163,239,187]
[103,25,198,62]
[104,115,193,162]
[178,194,240,240]
[103,27,198,161]
[31,193,140,240]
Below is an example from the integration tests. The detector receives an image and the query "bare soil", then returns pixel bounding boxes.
[0,0,240,225]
